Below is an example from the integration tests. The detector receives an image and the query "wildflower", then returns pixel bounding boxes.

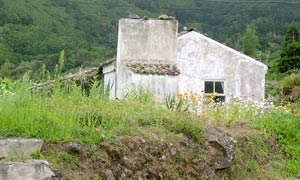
[191,97,197,103]
[200,92,204,98]
[292,109,298,113]
[95,128,100,132]
[177,93,183,98]
[287,102,291,107]
[184,92,188,99]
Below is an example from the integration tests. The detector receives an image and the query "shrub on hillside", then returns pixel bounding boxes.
[282,73,300,102]
[282,73,300,88]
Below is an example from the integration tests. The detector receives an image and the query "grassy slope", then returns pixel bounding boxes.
[0,78,300,179]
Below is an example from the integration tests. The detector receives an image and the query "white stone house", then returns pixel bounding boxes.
[177,30,268,102]
[102,18,268,102]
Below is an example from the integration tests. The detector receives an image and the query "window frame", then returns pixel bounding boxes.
[204,80,226,102]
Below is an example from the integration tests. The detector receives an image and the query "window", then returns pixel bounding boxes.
[204,81,225,102]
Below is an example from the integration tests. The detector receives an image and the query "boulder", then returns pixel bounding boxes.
[105,169,116,180]
[0,138,43,159]
[206,126,236,170]
[204,165,220,180]
[66,142,82,153]
[0,160,56,180]
[158,14,176,20]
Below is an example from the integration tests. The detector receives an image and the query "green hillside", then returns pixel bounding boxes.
[0,0,300,79]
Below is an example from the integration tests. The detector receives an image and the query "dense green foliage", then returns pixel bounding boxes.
[0,0,300,79]
[279,25,300,73]
[242,25,258,57]
[254,112,300,177]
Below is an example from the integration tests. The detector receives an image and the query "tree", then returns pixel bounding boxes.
[242,25,259,57]
[284,25,300,46]
[279,25,300,73]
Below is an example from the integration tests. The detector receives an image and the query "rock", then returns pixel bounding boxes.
[142,16,149,20]
[267,94,276,103]
[0,160,57,180]
[66,142,82,153]
[53,169,63,179]
[128,13,140,19]
[105,169,116,180]
[151,146,161,156]
[207,126,236,170]
[0,138,43,159]
[170,147,177,156]
[204,165,220,180]
[120,173,126,180]
[159,14,176,20]
[160,155,166,161]
[192,158,200,164]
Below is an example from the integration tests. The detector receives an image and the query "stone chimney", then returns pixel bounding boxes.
[117,18,178,64]
[116,18,178,98]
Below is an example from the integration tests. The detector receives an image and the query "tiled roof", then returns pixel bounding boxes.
[98,57,116,68]
[126,63,180,76]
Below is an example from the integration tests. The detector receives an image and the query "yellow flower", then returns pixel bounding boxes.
[292,109,298,113]
[177,93,183,97]
[287,102,291,107]
[191,97,197,103]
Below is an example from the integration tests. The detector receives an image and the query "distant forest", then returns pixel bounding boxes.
[0,0,299,79]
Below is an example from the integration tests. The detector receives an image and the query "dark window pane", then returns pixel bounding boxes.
[215,96,226,102]
[215,81,224,94]
[205,81,214,93]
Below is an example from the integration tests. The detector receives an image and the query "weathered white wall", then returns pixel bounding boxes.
[117,18,178,64]
[177,31,267,101]
[130,73,178,97]
[116,18,178,98]
[103,62,116,99]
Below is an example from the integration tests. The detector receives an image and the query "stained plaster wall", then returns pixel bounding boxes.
[116,18,178,98]
[103,62,116,99]
[177,31,267,101]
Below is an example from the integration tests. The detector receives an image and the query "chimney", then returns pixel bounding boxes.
[116,18,178,98]
[116,18,178,64]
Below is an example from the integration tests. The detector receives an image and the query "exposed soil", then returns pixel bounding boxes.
[41,124,283,180]
[42,135,213,180]
[283,86,300,101]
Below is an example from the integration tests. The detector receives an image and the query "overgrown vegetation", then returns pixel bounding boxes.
[0,77,204,143]
[0,1,299,177]
[0,0,300,79]
[1,75,300,178]
[253,112,300,177]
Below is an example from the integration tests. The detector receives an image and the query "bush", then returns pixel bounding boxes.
[281,73,300,88]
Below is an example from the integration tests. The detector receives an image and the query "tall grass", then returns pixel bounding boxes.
[2,75,300,178]
[0,76,204,143]
[252,111,300,177]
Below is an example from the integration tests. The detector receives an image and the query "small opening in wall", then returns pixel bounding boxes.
[204,81,225,102]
